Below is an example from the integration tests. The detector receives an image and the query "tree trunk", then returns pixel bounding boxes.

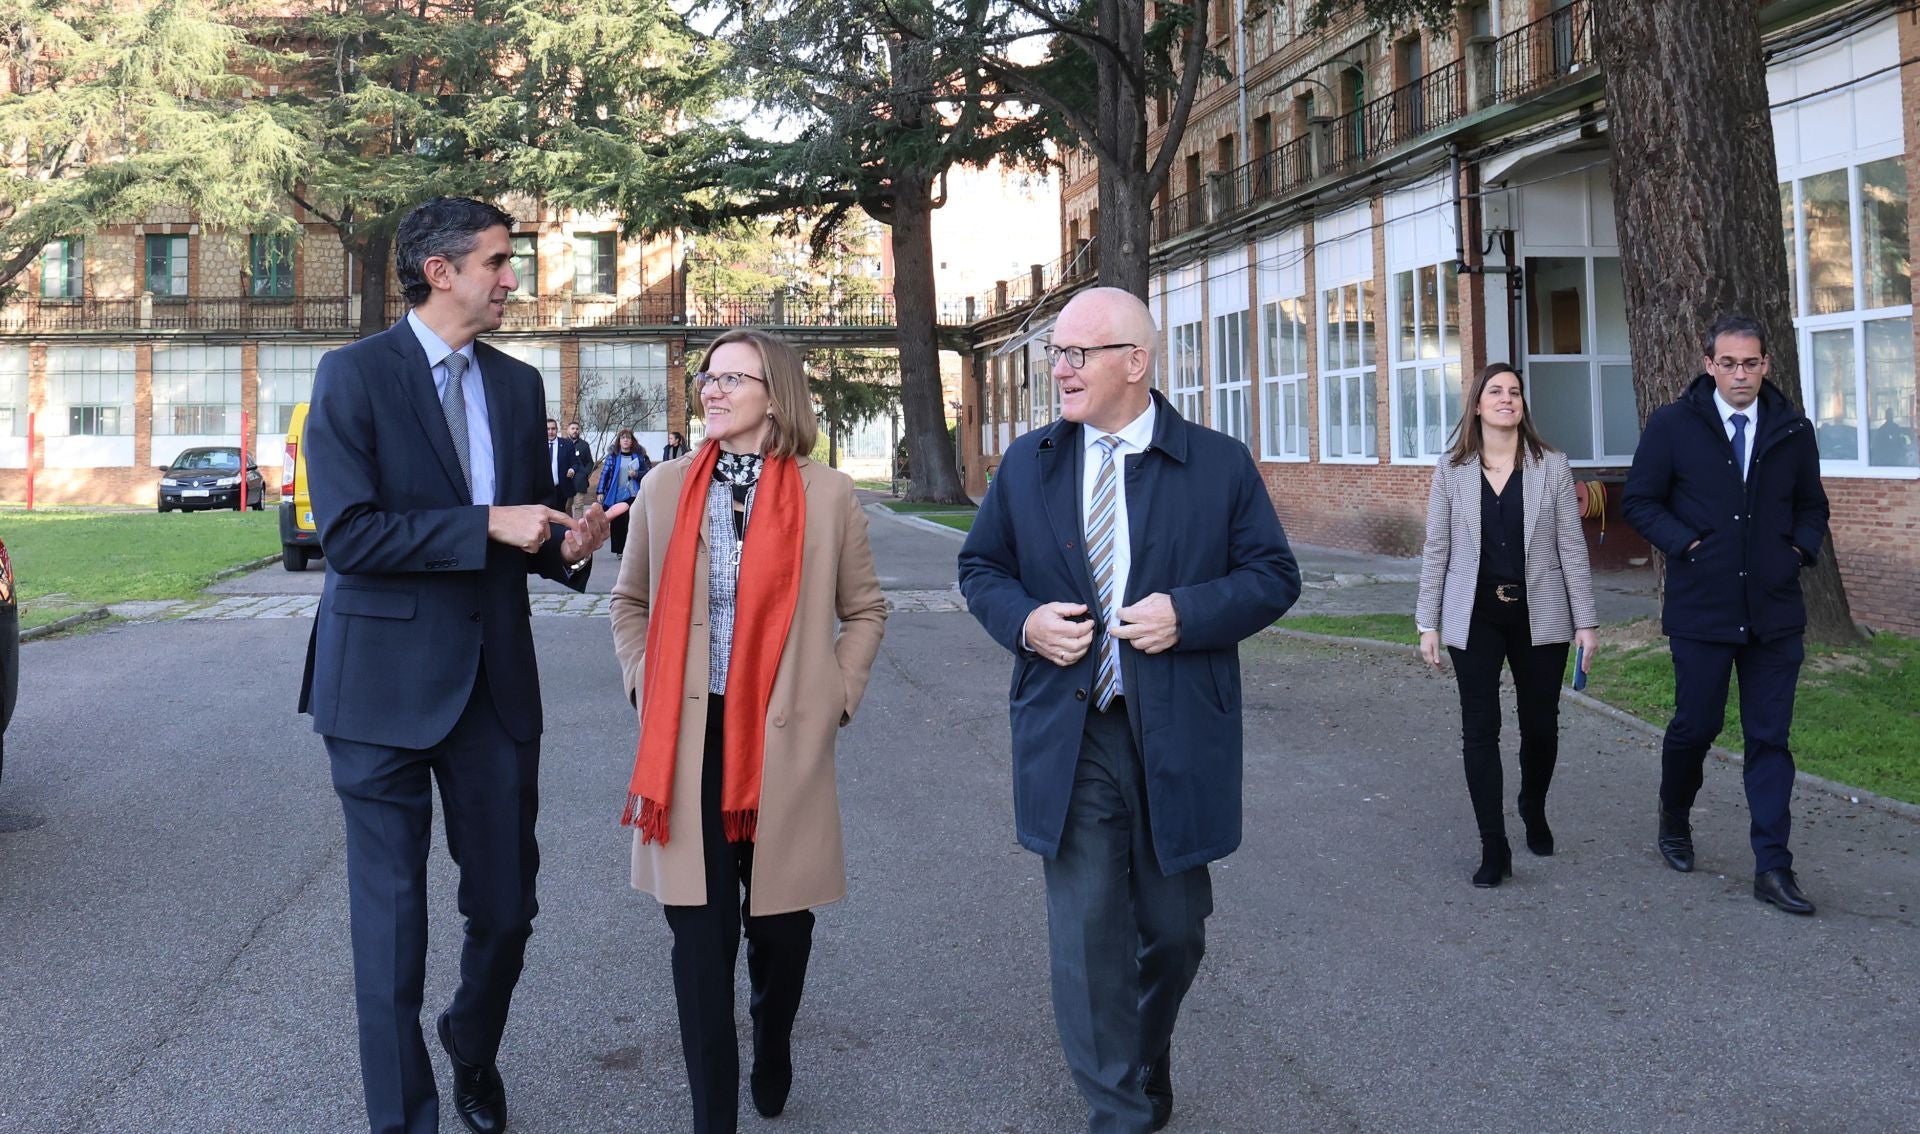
[357,233,393,339]
[1593,1,1859,645]
[890,165,970,503]
[1095,0,1151,299]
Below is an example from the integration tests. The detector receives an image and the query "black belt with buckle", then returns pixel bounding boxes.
[1489,582,1523,604]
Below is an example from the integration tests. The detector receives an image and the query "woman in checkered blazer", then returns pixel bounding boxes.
[1416,362,1599,888]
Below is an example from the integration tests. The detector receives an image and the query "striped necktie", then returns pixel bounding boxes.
[441,351,473,493]
[1087,434,1123,710]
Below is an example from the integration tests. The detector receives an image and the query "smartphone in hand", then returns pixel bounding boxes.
[1572,645,1587,691]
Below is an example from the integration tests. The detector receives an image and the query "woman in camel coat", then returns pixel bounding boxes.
[610,327,886,1134]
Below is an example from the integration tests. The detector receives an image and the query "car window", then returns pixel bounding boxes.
[173,450,240,471]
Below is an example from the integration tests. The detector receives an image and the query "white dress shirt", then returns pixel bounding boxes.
[407,311,496,506]
[1712,389,1758,482]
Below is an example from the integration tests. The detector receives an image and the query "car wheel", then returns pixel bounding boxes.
[250,495,264,511]
[283,545,311,572]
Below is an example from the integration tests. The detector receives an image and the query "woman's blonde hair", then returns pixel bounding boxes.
[696,328,816,460]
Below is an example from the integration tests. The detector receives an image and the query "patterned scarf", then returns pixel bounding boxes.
[621,442,805,845]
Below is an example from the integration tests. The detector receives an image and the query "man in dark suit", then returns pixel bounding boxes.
[541,418,569,512]
[1623,313,1829,916]
[562,421,594,516]
[959,288,1300,1132]
[301,196,608,1134]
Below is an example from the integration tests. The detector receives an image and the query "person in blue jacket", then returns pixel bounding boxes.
[1622,313,1830,916]
[959,287,1300,1133]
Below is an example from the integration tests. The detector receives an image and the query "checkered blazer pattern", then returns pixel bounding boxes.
[1415,448,1599,651]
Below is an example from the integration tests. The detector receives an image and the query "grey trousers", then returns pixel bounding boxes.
[1043,703,1213,1134]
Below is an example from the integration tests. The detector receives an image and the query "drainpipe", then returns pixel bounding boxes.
[1235,0,1251,158]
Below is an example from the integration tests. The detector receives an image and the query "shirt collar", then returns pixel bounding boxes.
[1084,399,1156,454]
[406,310,475,372]
[1712,388,1757,429]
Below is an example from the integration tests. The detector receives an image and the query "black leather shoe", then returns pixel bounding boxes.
[1657,809,1694,873]
[1144,1052,1172,1131]
[1754,868,1816,916]
[750,1040,793,1118]
[1471,837,1513,888]
[437,1011,507,1134]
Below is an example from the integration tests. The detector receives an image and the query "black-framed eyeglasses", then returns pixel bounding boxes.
[1044,343,1139,369]
[1709,357,1766,375]
[693,371,767,393]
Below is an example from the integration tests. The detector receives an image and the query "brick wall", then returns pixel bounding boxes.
[1826,478,1920,637]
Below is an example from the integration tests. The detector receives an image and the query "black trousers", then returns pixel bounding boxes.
[1446,588,1571,840]
[1659,633,1804,873]
[609,510,632,556]
[662,696,815,1134]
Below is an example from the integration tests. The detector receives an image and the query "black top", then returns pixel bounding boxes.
[1478,471,1524,586]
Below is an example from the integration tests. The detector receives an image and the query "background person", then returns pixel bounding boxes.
[563,420,595,516]
[662,430,689,461]
[596,429,653,557]
[1621,314,1829,916]
[1417,362,1598,888]
[610,328,887,1134]
[301,195,607,1134]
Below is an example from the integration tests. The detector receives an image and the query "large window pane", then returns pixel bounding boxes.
[1440,261,1461,358]
[1421,367,1443,453]
[1865,316,1916,468]
[1285,298,1307,373]
[1322,289,1343,369]
[511,235,538,297]
[1262,302,1281,375]
[1593,257,1628,355]
[1859,158,1910,311]
[1395,270,1415,362]
[1444,362,1462,444]
[1599,363,1639,457]
[1397,369,1418,456]
[1359,280,1377,367]
[1525,257,1587,354]
[1342,285,1360,366]
[1528,361,1594,460]
[1417,266,1439,359]
[1802,170,1853,316]
[1810,328,1857,459]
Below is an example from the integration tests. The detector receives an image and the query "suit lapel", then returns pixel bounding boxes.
[1462,459,1483,556]
[386,320,470,500]
[1037,422,1098,606]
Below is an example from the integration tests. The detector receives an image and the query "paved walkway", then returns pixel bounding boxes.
[1,497,1913,1133]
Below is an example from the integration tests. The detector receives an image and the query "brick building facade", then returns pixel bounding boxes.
[960,0,1920,636]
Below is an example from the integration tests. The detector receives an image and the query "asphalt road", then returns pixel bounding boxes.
[0,506,1914,1133]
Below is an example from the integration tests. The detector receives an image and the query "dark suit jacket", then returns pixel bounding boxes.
[958,391,1301,874]
[298,318,589,749]
[1622,374,1828,643]
[565,437,594,494]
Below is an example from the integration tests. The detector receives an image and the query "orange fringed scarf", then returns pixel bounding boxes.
[621,442,805,845]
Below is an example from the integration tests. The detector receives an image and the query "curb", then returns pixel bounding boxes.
[1262,625,1920,824]
[864,503,970,540]
[19,608,111,641]
[16,552,285,642]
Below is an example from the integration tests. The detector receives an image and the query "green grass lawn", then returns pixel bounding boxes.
[881,499,979,514]
[0,508,279,629]
[1273,612,1920,805]
[925,513,975,532]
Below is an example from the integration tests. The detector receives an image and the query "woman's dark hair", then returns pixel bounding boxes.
[613,428,637,453]
[636,445,651,461]
[1446,362,1552,467]
[395,197,515,307]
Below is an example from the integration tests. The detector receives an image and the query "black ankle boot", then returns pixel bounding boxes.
[1657,808,1694,873]
[750,1036,793,1118]
[1518,799,1554,856]
[1472,837,1513,888]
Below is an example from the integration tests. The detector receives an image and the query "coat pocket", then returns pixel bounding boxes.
[330,587,416,620]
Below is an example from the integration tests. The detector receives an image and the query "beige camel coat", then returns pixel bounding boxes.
[609,453,887,915]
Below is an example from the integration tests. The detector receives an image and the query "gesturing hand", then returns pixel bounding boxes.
[1111,592,1180,654]
[1024,602,1094,667]
[562,503,611,562]
[488,504,577,554]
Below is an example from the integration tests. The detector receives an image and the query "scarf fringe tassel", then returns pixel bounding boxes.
[622,795,757,846]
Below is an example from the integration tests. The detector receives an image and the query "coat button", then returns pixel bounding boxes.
[1074,689,1088,701]
[469,611,482,622]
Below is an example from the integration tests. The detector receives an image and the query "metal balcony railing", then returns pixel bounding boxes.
[1154,134,1313,242]
[1323,59,1468,179]
[1479,0,1595,106]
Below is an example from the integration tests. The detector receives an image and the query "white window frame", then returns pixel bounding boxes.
[1256,232,1310,462]
[579,340,669,446]
[1208,251,1251,447]
[151,345,243,437]
[41,238,83,300]
[492,340,563,422]
[1389,261,1463,463]
[0,346,27,437]
[573,233,617,296]
[1317,279,1378,462]
[146,234,189,298]
[1519,252,1636,465]
[1782,148,1917,478]
[1169,322,1204,424]
[45,346,135,437]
